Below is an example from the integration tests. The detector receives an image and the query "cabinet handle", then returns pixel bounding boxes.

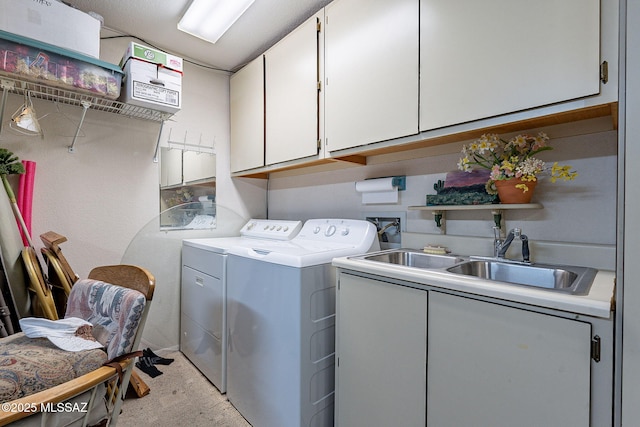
[195,276,204,287]
[591,335,601,362]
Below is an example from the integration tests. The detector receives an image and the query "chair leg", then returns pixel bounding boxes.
[109,363,136,426]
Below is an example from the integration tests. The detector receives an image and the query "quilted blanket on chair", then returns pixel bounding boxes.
[0,333,107,403]
[0,278,145,403]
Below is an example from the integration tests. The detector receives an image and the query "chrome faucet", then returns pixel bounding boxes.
[494,227,530,263]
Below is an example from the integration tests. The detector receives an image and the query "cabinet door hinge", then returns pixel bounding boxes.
[600,61,608,84]
[317,139,322,151]
[317,81,322,91]
[591,335,601,362]
[317,18,321,32]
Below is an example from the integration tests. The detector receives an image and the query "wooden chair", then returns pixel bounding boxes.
[41,247,73,318]
[40,231,79,318]
[39,231,79,286]
[21,246,58,321]
[0,264,155,427]
[37,232,151,397]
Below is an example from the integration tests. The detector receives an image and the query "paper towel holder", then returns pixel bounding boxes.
[390,176,406,191]
[360,175,406,191]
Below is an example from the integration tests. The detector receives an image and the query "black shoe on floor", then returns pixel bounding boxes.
[143,348,174,365]
[136,358,163,378]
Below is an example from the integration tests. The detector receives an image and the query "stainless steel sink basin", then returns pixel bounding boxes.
[447,260,597,295]
[356,249,465,269]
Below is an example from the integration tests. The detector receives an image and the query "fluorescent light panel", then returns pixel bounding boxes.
[178,0,255,44]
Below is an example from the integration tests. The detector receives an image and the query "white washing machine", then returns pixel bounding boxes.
[225,218,379,427]
[180,219,303,393]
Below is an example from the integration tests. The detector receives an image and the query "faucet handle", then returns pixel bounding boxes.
[492,226,501,240]
[521,234,530,262]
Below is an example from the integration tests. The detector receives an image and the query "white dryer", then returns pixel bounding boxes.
[225,218,379,427]
[180,219,302,393]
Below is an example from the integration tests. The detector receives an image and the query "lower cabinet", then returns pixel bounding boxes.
[335,272,610,427]
[335,274,427,427]
[427,291,591,427]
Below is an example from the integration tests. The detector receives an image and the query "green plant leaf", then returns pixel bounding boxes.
[0,148,26,176]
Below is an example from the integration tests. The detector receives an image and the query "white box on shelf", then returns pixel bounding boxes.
[119,42,183,113]
[0,0,101,58]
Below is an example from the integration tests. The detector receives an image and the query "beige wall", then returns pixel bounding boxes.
[0,35,266,280]
[1,90,162,279]
[0,34,268,349]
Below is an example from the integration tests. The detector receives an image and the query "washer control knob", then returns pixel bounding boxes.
[325,225,336,237]
[283,226,289,232]
[341,228,350,236]
[313,226,321,234]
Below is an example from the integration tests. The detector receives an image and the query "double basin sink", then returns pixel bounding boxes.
[352,249,597,295]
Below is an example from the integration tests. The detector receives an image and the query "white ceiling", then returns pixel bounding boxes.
[64,0,331,72]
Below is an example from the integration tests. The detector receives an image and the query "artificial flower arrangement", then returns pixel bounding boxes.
[457,132,578,195]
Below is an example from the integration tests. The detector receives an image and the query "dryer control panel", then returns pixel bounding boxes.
[296,219,378,248]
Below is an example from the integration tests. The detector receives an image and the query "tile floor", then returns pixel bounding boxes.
[119,351,250,427]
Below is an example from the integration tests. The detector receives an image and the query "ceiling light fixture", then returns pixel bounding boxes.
[178,0,256,44]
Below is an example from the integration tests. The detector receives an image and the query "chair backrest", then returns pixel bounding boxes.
[88,265,155,301]
[64,265,155,360]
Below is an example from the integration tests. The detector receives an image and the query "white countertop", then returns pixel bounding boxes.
[332,254,615,319]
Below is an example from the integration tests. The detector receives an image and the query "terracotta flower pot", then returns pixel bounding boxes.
[495,178,537,204]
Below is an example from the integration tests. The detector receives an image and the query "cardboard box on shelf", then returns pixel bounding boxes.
[0,0,101,58]
[119,42,183,113]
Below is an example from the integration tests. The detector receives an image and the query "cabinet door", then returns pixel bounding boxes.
[183,151,216,183]
[336,274,427,426]
[160,147,182,187]
[265,12,321,165]
[230,56,264,173]
[420,0,601,131]
[325,0,419,152]
[427,291,592,427]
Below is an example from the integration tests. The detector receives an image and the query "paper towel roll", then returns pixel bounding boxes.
[355,177,398,204]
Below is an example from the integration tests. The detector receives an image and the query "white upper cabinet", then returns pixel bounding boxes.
[183,151,216,183]
[420,0,601,131]
[160,147,182,187]
[160,148,215,187]
[265,11,323,165]
[324,0,419,152]
[230,56,265,173]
